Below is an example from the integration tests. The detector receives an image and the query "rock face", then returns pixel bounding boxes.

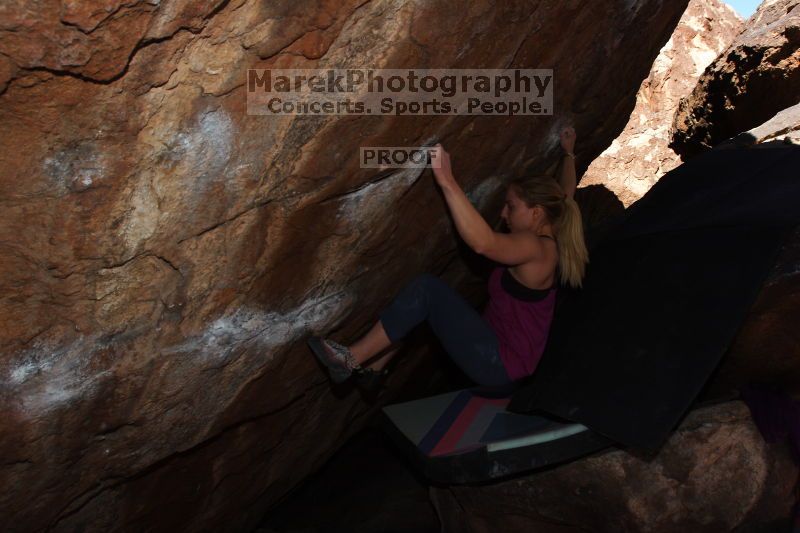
[579,0,742,207]
[430,401,798,533]
[720,101,800,146]
[671,0,800,157]
[0,1,690,530]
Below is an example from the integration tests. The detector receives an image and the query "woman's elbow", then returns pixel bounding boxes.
[472,235,495,256]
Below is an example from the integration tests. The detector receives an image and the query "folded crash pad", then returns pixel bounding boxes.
[508,143,800,451]
[379,386,612,484]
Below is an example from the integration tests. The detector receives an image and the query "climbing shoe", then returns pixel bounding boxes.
[352,366,390,393]
[307,336,360,384]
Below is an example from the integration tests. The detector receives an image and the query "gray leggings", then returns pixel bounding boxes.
[378,273,512,387]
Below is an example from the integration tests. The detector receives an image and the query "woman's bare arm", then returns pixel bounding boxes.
[559,127,577,199]
[430,144,495,252]
[438,179,496,253]
[431,144,543,265]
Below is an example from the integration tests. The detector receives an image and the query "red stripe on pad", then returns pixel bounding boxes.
[430,396,492,457]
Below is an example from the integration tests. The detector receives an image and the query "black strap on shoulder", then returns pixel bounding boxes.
[501,269,554,302]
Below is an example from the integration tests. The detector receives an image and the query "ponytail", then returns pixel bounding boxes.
[555,195,589,288]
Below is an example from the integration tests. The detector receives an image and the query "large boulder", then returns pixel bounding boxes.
[671,0,800,157]
[580,0,742,206]
[0,1,690,530]
[430,401,797,533]
[719,101,800,146]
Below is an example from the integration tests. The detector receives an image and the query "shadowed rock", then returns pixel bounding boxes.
[0,1,690,530]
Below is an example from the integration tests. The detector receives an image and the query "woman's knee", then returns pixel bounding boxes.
[407,272,443,293]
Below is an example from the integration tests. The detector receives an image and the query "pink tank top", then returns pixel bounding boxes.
[482,266,557,381]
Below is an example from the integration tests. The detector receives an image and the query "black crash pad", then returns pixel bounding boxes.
[508,143,800,451]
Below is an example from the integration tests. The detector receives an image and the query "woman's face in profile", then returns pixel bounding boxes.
[500,186,538,233]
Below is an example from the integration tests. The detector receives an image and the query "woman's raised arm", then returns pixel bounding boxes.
[559,127,577,199]
[430,144,543,265]
[430,144,495,253]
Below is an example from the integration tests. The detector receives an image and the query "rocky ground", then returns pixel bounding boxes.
[257,426,439,533]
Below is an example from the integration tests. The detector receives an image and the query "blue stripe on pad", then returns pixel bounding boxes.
[417,390,473,455]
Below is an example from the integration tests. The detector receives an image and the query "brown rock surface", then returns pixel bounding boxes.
[430,401,798,533]
[671,0,800,156]
[0,1,690,530]
[580,0,742,206]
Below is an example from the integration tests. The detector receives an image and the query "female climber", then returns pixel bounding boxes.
[308,127,588,393]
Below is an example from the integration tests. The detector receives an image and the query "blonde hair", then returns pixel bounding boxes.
[508,175,589,288]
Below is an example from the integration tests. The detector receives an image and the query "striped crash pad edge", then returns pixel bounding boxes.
[378,387,614,484]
